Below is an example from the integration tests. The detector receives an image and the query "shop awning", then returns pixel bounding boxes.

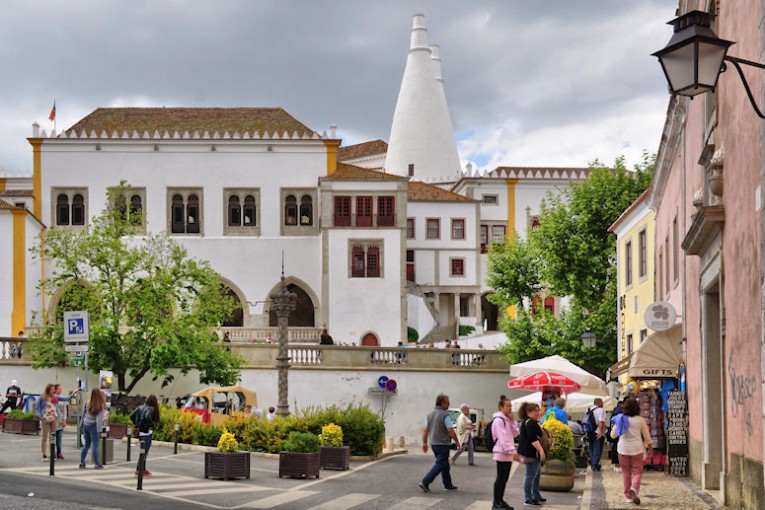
[606,353,633,381]
[628,324,683,378]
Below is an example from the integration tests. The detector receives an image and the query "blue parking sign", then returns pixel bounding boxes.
[63,311,90,343]
[68,318,84,335]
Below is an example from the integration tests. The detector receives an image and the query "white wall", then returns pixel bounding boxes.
[0,214,13,335]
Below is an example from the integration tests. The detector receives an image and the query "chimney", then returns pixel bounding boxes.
[32,122,40,138]
[330,124,337,139]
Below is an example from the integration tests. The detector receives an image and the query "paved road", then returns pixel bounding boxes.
[0,429,584,509]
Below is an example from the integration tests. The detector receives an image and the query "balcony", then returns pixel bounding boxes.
[332,213,397,228]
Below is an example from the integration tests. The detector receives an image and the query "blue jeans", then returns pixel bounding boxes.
[80,422,100,466]
[589,432,604,469]
[137,434,153,471]
[55,428,63,456]
[524,459,542,502]
[422,444,452,488]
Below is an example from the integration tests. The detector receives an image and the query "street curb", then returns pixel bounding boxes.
[580,468,594,510]
[119,437,407,461]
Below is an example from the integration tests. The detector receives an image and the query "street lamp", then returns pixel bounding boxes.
[653,10,765,117]
[581,328,597,350]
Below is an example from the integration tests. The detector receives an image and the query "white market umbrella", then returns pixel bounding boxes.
[509,355,608,395]
[511,391,615,414]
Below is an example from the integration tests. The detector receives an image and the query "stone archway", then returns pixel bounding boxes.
[361,332,379,346]
[219,278,248,327]
[267,280,317,328]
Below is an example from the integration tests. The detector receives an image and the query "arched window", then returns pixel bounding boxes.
[114,193,127,221]
[299,195,313,226]
[171,194,185,233]
[269,283,315,327]
[228,196,241,226]
[351,245,366,277]
[56,194,70,225]
[243,195,256,225]
[544,297,555,315]
[187,194,200,233]
[129,194,142,226]
[220,286,244,327]
[284,195,297,225]
[71,194,85,225]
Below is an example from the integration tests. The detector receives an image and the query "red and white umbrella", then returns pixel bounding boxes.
[507,371,581,393]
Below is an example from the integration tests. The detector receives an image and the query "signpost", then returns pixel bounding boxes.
[64,311,90,448]
[666,390,689,477]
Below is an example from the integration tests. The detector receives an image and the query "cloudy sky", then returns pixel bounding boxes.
[0,0,675,176]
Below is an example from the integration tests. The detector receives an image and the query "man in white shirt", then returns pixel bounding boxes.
[450,404,476,466]
[587,398,607,471]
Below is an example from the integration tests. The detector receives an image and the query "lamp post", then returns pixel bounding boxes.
[581,328,597,350]
[270,273,296,418]
[653,10,765,117]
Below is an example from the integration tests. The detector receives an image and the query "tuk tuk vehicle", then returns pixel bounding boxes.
[182,385,258,426]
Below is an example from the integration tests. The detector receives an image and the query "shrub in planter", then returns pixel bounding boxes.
[279,431,320,479]
[107,413,132,438]
[319,423,350,471]
[204,428,250,480]
[540,419,576,492]
[2,409,40,435]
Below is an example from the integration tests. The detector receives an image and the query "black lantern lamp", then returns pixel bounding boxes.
[652,11,733,97]
[653,10,765,118]
[581,328,597,350]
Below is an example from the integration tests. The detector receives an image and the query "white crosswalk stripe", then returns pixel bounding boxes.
[237,490,319,508]
[387,496,442,510]
[465,502,494,510]
[307,493,378,509]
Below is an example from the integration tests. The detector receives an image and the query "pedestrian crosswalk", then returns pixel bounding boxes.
[2,464,579,509]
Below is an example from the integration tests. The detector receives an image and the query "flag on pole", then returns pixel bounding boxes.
[48,101,56,121]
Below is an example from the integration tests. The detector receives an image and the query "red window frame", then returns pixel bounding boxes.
[356,196,373,227]
[426,218,440,239]
[334,196,352,227]
[451,258,465,277]
[367,246,380,277]
[377,196,395,227]
[351,246,365,277]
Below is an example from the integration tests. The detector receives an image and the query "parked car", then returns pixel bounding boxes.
[181,385,258,426]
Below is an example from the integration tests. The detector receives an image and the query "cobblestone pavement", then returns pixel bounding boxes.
[583,465,724,510]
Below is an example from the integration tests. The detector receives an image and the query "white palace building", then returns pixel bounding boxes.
[0,14,591,348]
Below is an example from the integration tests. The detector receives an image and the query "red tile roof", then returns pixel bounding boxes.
[408,181,475,202]
[324,163,407,181]
[337,139,388,161]
[66,107,316,137]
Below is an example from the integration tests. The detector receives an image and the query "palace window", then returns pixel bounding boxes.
[350,241,382,278]
[480,225,488,253]
[284,195,298,225]
[491,225,506,243]
[52,188,88,228]
[451,218,465,240]
[450,258,465,277]
[281,188,317,235]
[377,196,395,227]
[224,189,260,235]
[357,196,373,227]
[334,196,352,227]
[406,218,415,239]
[110,187,146,230]
[426,218,440,239]
[300,195,313,226]
[482,194,498,205]
[168,188,202,234]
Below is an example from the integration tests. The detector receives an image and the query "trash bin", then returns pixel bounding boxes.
[102,437,114,464]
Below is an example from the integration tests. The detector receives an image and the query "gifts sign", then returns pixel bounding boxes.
[666,391,689,477]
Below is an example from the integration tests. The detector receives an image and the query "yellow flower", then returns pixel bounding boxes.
[319,423,344,447]
[217,428,239,453]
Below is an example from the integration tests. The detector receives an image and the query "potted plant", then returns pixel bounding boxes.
[279,431,321,479]
[2,410,40,435]
[204,428,251,480]
[539,419,576,492]
[319,423,350,470]
[107,413,132,439]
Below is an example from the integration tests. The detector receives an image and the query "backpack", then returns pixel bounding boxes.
[483,417,505,451]
[583,406,597,433]
[130,405,150,434]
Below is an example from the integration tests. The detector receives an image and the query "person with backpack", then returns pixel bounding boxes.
[79,388,106,469]
[131,394,161,477]
[518,402,547,507]
[541,397,568,424]
[490,395,520,509]
[583,398,606,471]
[607,398,624,472]
[611,397,653,505]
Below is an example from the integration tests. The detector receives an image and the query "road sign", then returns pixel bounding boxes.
[64,344,89,353]
[69,355,84,367]
[63,311,90,343]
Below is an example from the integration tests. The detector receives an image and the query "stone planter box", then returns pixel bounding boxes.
[108,423,130,439]
[540,459,575,492]
[2,417,40,435]
[279,451,320,479]
[320,446,350,470]
[204,451,251,480]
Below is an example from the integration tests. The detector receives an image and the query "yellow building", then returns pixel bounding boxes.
[608,189,655,381]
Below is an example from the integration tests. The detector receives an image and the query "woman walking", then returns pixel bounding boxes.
[131,394,160,476]
[491,395,520,509]
[517,402,547,506]
[612,397,653,505]
[35,383,58,462]
[79,388,106,469]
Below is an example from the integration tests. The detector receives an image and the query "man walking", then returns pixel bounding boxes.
[420,394,460,493]
[586,398,606,471]
[450,403,476,465]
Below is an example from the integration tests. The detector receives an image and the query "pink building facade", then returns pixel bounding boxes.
[650,2,764,507]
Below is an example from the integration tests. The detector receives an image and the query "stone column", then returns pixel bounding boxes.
[270,277,296,417]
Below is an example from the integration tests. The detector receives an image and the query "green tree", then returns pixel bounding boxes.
[488,154,654,376]
[30,184,244,393]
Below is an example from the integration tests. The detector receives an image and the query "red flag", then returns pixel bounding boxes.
[48,102,56,121]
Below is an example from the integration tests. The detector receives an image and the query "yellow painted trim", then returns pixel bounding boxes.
[29,139,43,218]
[0,177,6,191]
[323,139,341,176]
[11,209,27,335]
[505,178,518,240]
